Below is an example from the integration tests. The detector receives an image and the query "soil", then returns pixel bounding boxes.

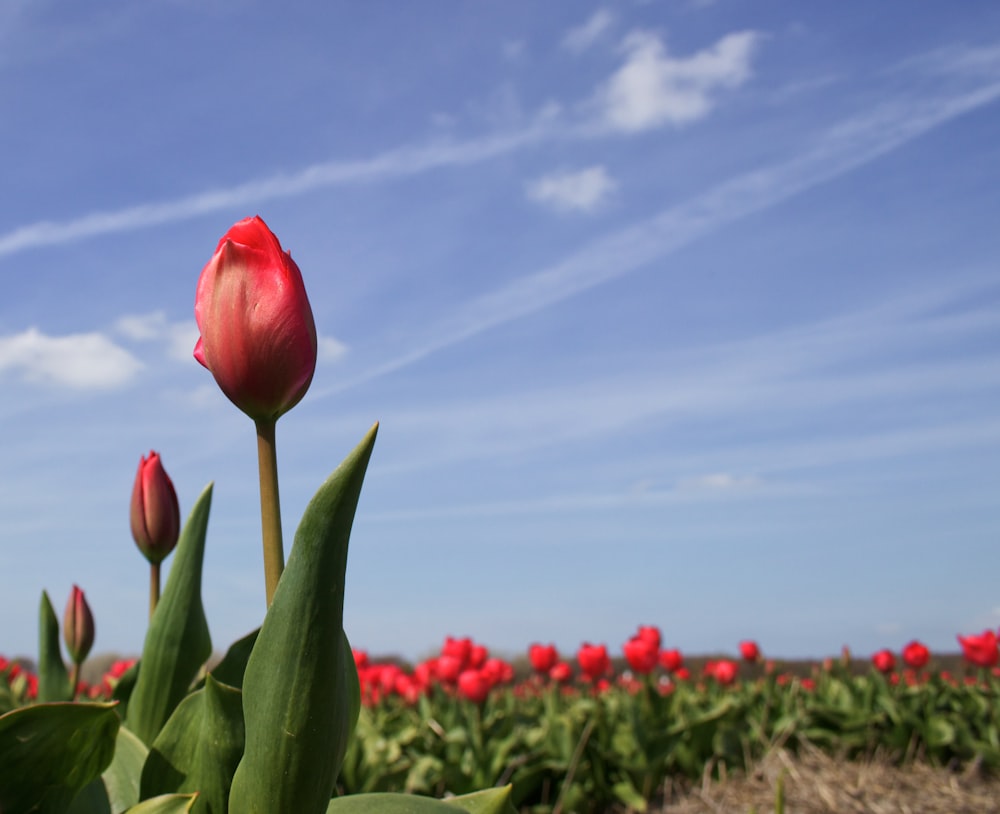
[652,744,1000,814]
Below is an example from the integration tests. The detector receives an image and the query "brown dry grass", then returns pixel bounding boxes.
[651,744,1000,814]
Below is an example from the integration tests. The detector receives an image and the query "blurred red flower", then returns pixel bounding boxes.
[528,643,559,674]
[622,636,658,674]
[871,649,896,674]
[958,630,999,667]
[901,640,930,670]
[576,643,611,680]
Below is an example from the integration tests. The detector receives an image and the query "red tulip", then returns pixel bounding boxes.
[659,648,684,672]
[468,643,489,669]
[129,451,180,565]
[63,585,95,665]
[738,640,761,663]
[708,659,738,686]
[549,662,573,683]
[457,669,491,703]
[635,625,662,650]
[440,636,473,668]
[435,654,463,684]
[622,636,658,674]
[528,643,559,673]
[576,642,611,680]
[194,215,317,422]
[901,640,930,670]
[871,649,896,674]
[958,630,999,667]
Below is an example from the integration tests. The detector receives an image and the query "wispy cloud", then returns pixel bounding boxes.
[562,9,616,54]
[0,327,142,388]
[115,311,197,361]
[526,165,617,212]
[593,30,760,131]
[322,70,1000,393]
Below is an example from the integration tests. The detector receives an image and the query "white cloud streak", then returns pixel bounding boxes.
[322,71,1000,393]
[526,165,617,212]
[562,9,616,54]
[0,328,142,388]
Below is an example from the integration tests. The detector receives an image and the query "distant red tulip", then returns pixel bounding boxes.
[549,662,573,683]
[457,669,491,703]
[708,659,738,686]
[901,640,930,670]
[528,643,559,673]
[441,636,473,668]
[129,451,180,565]
[659,648,684,672]
[738,640,761,663]
[871,649,896,674]
[63,585,95,665]
[468,643,489,669]
[622,636,658,674]
[435,654,463,684]
[636,625,662,650]
[958,630,999,667]
[481,657,513,686]
[576,643,611,680]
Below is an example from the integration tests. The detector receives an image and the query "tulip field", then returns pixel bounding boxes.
[5,625,1000,813]
[2,217,996,813]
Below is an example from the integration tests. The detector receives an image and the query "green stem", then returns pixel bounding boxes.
[149,561,160,620]
[255,419,285,607]
[69,662,79,700]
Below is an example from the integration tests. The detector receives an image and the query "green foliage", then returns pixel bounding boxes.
[37,591,72,703]
[228,423,377,813]
[336,671,1000,813]
[0,701,120,813]
[126,485,214,746]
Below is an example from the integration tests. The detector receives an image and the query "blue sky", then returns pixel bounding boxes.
[1,1,998,666]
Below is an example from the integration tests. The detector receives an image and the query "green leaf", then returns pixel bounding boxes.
[140,675,245,814]
[126,484,214,746]
[67,727,149,814]
[203,628,259,690]
[124,794,198,814]
[327,793,474,814]
[38,590,73,702]
[0,701,120,813]
[446,786,519,814]
[105,726,150,812]
[229,423,378,814]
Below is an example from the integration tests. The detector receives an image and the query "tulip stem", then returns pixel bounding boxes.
[149,562,161,620]
[255,419,285,607]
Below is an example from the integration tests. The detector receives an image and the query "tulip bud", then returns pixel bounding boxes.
[130,451,180,564]
[194,215,317,422]
[63,585,95,666]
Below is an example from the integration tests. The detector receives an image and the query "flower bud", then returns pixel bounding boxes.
[130,451,180,564]
[194,215,317,422]
[63,585,95,665]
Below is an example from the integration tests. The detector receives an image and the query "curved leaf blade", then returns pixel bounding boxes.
[0,701,119,813]
[141,675,245,814]
[38,590,72,703]
[229,423,377,814]
[126,484,214,745]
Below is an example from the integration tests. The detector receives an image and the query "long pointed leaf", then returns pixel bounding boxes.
[126,484,214,745]
[38,590,72,702]
[229,423,377,814]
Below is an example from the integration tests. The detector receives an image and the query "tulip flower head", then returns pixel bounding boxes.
[63,585,95,666]
[901,640,930,670]
[958,630,999,667]
[871,648,896,674]
[528,643,559,674]
[739,640,761,663]
[130,451,180,565]
[194,216,317,423]
[576,642,611,681]
[623,635,659,674]
[659,648,684,672]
